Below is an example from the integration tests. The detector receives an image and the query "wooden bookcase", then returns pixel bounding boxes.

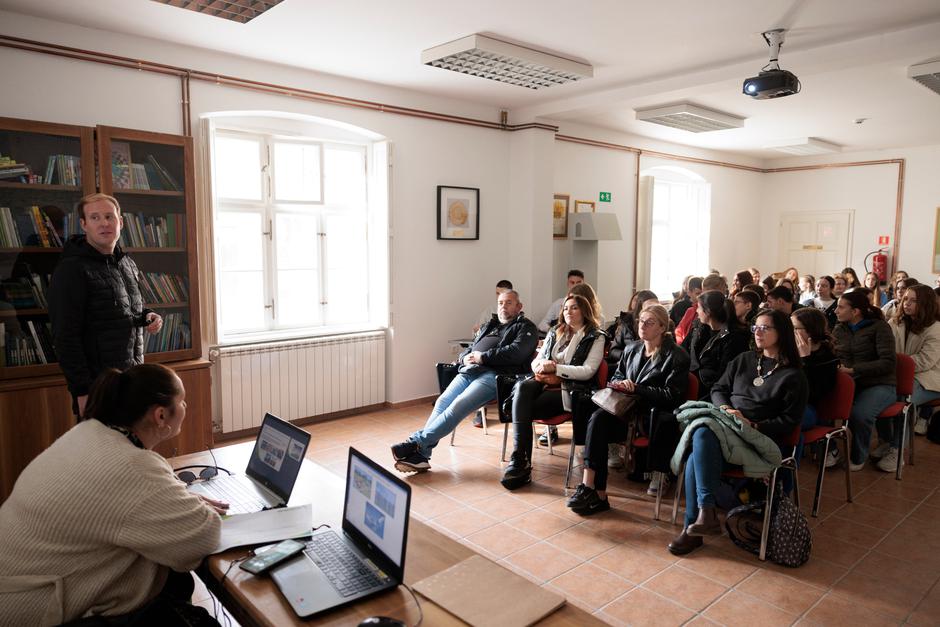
[0,117,211,501]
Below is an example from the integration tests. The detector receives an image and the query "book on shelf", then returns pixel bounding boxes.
[146,155,182,191]
[130,164,150,190]
[2,321,55,366]
[0,273,50,308]
[139,272,189,304]
[118,213,185,248]
[111,141,132,190]
[0,206,66,248]
[145,312,190,353]
[42,155,82,186]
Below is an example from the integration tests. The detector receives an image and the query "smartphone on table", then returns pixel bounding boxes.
[239,539,306,575]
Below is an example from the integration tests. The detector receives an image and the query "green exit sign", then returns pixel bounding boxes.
[599,192,611,202]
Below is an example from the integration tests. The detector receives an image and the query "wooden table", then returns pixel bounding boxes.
[173,442,605,626]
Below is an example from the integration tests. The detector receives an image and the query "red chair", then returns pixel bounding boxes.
[670,422,802,562]
[532,360,609,489]
[875,353,915,479]
[802,371,855,517]
[647,373,698,520]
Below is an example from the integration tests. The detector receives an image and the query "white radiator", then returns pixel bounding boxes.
[209,331,386,433]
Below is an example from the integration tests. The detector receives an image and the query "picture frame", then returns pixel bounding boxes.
[553,193,570,239]
[574,199,595,214]
[437,185,479,240]
[934,206,940,274]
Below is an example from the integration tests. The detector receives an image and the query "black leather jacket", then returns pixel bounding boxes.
[458,312,539,376]
[48,236,152,397]
[689,325,751,399]
[612,337,690,410]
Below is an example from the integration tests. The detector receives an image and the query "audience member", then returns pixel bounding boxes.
[734,289,762,326]
[888,270,910,299]
[501,294,605,489]
[607,290,658,367]
[783,267,800,284]
[676,274,725,344]
[863,271,887,307]
[792,308,840,467]
[748,267,761,285]
[742,283,766,304]
[842,267,862,290]
[668,309,807,555]
[832,290,896,471]
[0,364,223,625]
[538,270,584,332]
[889,284,940,438]
[883,277,917,320]
[688,291,750,400]
[473,279,513,333]
[567,305,689,513]
[670,276,703,326]
[730,270,754,297]
[767,285,800,315]
[392,290,538,473]
[832,273,847,298]
[799,274,816,303]
[761,275,777,294]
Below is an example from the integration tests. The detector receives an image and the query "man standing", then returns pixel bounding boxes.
[392,290,537,473]
[49,193,162,417]
[538,270,584,333]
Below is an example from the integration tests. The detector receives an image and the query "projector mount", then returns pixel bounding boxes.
[762,29,786,72]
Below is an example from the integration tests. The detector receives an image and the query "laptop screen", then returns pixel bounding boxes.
[245,413,310,502]
[343,448,411,570]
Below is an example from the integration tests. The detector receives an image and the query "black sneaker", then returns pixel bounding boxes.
[566,484,610,515]
[394,451,431,474]
[500,452,531,490]
[391,440,419,461]
[537,426,559,447]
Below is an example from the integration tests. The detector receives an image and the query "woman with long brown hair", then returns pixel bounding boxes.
[890,284,940,436]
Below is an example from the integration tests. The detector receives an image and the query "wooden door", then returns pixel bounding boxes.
[778,211,852,276]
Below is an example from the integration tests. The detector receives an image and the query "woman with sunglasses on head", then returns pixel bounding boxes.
[0,364,225,626]
[832,290,896,471]
[889,284,940,438]
[668,309,807,555]
[567,305,690,513]
[688,290,750,400]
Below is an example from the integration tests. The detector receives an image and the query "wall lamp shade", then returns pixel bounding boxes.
[421,34,593,89]
[571,213,622,240]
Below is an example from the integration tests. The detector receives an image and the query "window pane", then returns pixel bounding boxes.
[216,211,265,332]
[275,212,319,326]
[324,147,365,207]
[214,136,262,200]
[274,143,321,202]
[325,215,368,324]
[220,272,265,331]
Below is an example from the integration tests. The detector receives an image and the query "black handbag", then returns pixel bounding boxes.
[435,362,459,394]
[725,488,812,567]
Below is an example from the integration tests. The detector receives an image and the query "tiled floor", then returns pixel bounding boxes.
[198,405,940,626]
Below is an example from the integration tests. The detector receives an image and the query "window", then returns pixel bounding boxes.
[210,124,385,342]
[647,168,710,300]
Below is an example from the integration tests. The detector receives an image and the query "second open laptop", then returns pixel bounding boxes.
[187,412,310,515]
[271,447,412,618]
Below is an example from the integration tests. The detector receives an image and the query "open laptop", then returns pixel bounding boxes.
[187,413,310,515]
[271,447,412,618]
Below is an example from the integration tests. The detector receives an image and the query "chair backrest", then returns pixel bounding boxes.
[781,422,803,448]
[686,373,699,401]
[596,360,609,388]
[815,370,855,424]
[895,353,915,397]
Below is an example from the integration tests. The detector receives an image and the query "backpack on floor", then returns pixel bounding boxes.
[725,488,812,567]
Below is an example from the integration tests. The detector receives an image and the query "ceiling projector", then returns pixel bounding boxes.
[743,29,800,100]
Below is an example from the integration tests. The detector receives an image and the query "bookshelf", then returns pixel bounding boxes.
[0,117,210,500]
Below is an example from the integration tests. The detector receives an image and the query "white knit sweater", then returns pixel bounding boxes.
[0,419,221,626]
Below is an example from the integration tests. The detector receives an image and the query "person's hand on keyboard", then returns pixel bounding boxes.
[198,495,230,515]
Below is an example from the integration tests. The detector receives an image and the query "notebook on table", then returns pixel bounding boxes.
[271,447,412,618]
[186,412,310,515]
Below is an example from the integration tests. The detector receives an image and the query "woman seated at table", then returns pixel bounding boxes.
[791,307,839,467]
[889,284,940,437]
[689,290,750,400]
[566,305,689,514]
[501,293,605,489]
[0,364,225,626]
[668,309,807,555]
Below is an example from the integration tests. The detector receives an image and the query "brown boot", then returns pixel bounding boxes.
[687,505,722,536]
[668,529,704,556]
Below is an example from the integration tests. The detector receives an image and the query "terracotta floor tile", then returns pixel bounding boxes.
[508,482,566,507]
[548,562,633,610]
[600,587,695,627]
[907,588,940,627]
[464,522,538,559]
[908,502,940,524]
[683,616,723,627]
[642,564,728,611]
[444,477,504,503]
[590,542,673,584]
[629,526,684,563]
[832,570,924,621]
[763,556,848,590]
[736,568,826,615]
[503,541,583,583]
[804,591,901,627]
[580,505,651,543]
[675,546,758,587]
[469,492,536,520]
[812,517,887,549]
[851,551,940,592]
[829,501,907,530]
[430,505,499,538]
[808,533,869,568]
[853,488,923,514]
[509,508,577,539]
[702,590,797,627]
[547,523,618,560]
[407,487,464,518]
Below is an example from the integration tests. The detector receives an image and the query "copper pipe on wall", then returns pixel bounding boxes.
[632,154,641,291]
[180,72,191,136]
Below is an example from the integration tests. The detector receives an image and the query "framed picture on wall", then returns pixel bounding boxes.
[553,193,570,238]
[574,199,595,213]
[934,206,940,274]
[437,185,479,240]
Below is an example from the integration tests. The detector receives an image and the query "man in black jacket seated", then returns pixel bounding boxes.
[392,290,538,473]
[48,194,162,417]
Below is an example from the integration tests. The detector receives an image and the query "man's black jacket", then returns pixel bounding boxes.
[458,312,538,376]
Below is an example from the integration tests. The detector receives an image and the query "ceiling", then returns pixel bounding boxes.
[2,0,939,159]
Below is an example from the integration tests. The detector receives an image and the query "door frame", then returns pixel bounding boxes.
[777,210,854,274]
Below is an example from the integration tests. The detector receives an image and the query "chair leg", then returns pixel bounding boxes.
[654,471,664,521]
[671,465,684,526]
[843,429,853,504]
[450,425,457,446]
[907,404,916,467]
[564,438,576,490]
[812,437,829,518]
[545,425,554,456]
[479,407,489,436]
[501,423,509,463]
[759,469,778,562]
[790,459,800,510]
[896,407,907,481]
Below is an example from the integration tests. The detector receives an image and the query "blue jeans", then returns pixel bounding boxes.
[794,405,818,467]
[409,370,498,458]
[684,427,723,527]
[851,384,896,463]
[914,381,940,418]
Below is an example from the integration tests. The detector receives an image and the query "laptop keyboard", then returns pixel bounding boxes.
[305,531,390,597]
[198,477,268,515]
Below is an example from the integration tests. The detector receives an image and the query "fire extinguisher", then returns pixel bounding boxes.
[865,249,888,282]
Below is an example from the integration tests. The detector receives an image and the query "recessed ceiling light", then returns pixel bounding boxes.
[421,34,593,90]
[765,137,842,155]
[635,103,746,133]
[149,0,284,23]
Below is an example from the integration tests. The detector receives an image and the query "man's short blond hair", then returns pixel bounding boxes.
[77,193,121,220]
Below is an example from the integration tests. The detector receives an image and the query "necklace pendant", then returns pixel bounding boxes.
[753,376,765,387]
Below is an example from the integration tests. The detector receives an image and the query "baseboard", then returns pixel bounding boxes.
[386,395,437,409]
[213,402,388,442]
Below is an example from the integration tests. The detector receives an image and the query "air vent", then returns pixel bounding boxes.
[421,34,593,90]
[635,103,745,133]
[909,60,940,96]
[765,137,842,155]
[150,0,284,23]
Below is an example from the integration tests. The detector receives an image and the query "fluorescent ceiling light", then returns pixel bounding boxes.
[908,60,940,96]
[765,137,842,155]
[149,0,284,23]
[635,103,745,133]
[421,34,593,90]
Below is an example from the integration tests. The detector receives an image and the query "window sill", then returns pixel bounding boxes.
[216,323,386,347]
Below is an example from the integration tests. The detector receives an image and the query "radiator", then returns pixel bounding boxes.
[209,331,386,433]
